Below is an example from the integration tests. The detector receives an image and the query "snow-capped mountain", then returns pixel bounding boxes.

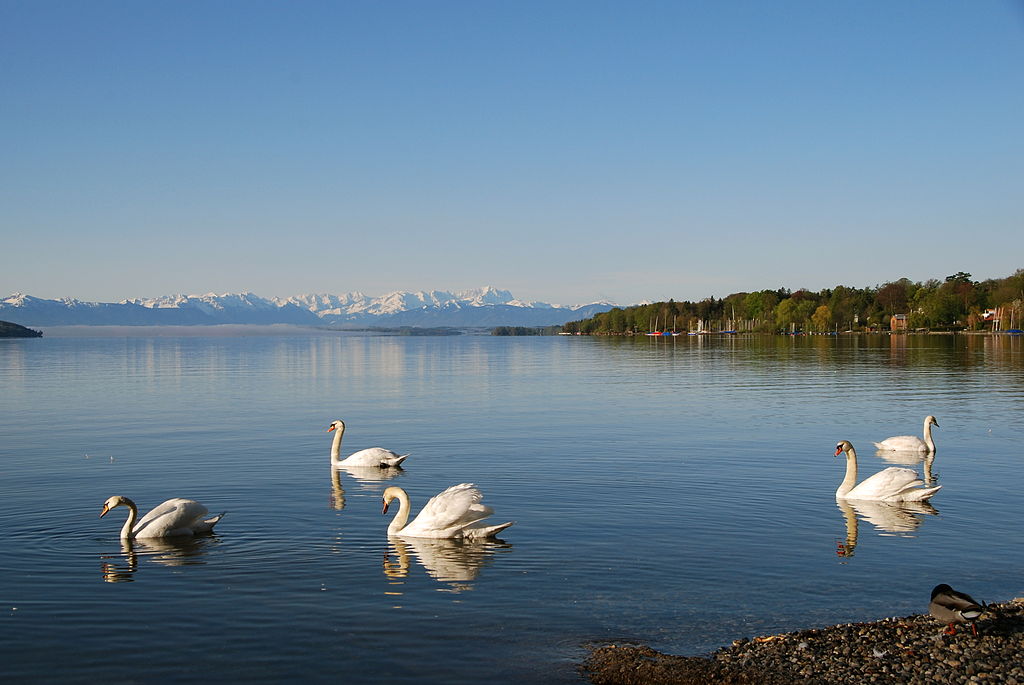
[1,288,615,327]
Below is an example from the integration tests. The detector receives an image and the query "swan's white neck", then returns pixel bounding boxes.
[386,488,411,535]
[119,499,139,540]
[836,447,858,498]
[922,419,936,452]
[330,426,344,461]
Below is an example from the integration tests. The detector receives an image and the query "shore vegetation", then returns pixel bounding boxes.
[564,269,1024,335]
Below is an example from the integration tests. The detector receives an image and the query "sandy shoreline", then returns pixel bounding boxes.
[582,598,1024,684]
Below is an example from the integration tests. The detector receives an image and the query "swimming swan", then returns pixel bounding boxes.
[873,415,939,453]
[834,441,941,502]
[382,484,513,539]
[328,419,409,467]
[100,495,225,540]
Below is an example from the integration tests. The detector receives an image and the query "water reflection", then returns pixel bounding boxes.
[329,465,405,510]
[835,498,938,558]
[100,537,215,583]
[382,536,512,592]
[873,451,937,484]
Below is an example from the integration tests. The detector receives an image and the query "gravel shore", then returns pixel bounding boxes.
[582,597,1024,684]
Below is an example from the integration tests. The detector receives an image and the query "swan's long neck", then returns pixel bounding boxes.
[837,447,858,498]
[923,419,936,452]
[330,426,344,461]
[120,500,139,540]
[387,489,411,535]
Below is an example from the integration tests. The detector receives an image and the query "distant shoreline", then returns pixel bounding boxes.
[31,324,485,338]
[23,324,1024,339]
[0,320,43,338]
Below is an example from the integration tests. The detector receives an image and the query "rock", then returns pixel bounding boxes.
[582,599,1024,684]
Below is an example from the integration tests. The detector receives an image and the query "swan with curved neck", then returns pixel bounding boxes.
[873,415,939,453]
[382,483,513,539]
[100,495,225,540]
[328,419,409,467]
[835,440,941,502]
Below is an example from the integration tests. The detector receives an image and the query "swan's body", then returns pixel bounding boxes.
[873,415,939,453]
[835,441,941,502]
[100,495,224,540]
[328,419,409,467]
[382,483,513,539]
[930,584,983,635]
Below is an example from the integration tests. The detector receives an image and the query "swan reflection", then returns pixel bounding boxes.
[835,498,938,558]
[873,452,937,483]
[329,465,404,510]
[100,537,215,582]
[383,536,511,592]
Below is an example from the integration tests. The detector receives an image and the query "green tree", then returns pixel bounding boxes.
[811,305,833,332]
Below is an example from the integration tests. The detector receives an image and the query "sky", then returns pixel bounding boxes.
[2,1,1022,306]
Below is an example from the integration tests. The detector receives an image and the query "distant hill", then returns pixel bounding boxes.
[0,288,616,328]
[0,320,43,337]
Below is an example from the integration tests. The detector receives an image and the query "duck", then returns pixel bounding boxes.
[930,584,983,636]
[100,495,225,540]
[834,441,941,502]
[382,483,514,539]
[873,415,939,453]
[328,419,409,467]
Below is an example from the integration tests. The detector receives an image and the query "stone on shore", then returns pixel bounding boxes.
[583,598,1024,684]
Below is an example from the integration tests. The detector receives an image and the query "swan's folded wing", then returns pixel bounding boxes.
[848,467,923,498]
[341,447,403,465]
[874,435,926,451]
[134,498,209,536]
[415,483,488,530]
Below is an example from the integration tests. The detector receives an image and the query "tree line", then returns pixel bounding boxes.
[562,269,1024,335]
[491,325,563,336]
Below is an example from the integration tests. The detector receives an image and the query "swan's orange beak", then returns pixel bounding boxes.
[100,504,110,518]
[382,499,391,515]
[834,446,843,457]
[327,425,336,432]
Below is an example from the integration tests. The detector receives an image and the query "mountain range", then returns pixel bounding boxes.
[0,288,615,328]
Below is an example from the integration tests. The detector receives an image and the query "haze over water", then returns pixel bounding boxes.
[2,331,1022,683]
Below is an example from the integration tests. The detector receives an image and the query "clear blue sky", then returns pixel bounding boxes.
[2,1,1022,306]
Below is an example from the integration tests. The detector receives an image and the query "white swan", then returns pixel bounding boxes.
[100,495,225,540]
[873,415,939,453]
[835,441,941,502]
[328,419,409,467]
[381,483,514,539]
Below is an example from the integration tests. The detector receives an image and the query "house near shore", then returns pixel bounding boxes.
[890,314,908,332]
[983,307,1009,330]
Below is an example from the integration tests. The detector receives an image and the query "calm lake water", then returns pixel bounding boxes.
[2,329,1023,683]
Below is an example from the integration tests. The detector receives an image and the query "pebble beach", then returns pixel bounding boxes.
[583,597,1024,684]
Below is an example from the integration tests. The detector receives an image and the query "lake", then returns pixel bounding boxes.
[2,329,1022,683]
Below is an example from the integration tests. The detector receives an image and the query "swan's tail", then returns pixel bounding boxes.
[384,453,410,468]
[198,512,226,534]
[463,520,514,539]
[904,485,941,501]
